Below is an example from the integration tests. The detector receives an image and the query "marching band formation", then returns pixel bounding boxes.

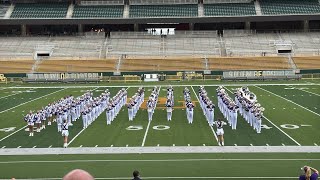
[235,86,265,134]
[23,85,264,147]
[127,87,145,121]
[146,86,160,121]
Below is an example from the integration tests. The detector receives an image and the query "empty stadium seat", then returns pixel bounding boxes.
[10,3,68,18]
[73,5,123,18]
[260,0,320,15]
[204,2,256,16]
[130,4,198,17]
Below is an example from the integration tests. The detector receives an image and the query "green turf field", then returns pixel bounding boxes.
[0,153,320,179]
[0,81,319,179]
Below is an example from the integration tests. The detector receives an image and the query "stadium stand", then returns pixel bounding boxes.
[72,5,124,18]
[204,2,256,16]
[260,0,320,15]
[0,36,105,58]
[0,4,9,18]
[293,56,320,69]
[129,4,198,17]
[108,31,220,57]
[278,32,320,55]
[223,33,279,56]
[10,3,68,18]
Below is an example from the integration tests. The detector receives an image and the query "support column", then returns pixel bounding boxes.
[134,24,139,31]
[303,20,309,32]
[21,24,27,36]
[189,23,194,30]
[245,21,251,30]
[78,24,84,35]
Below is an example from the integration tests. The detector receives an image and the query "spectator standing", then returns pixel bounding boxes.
[132,170,142,180]
[299,166,318,180]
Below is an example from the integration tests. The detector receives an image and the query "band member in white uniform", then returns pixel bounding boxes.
[61,120,69,148]
[24,111,34,136]
[166,99,173,121]
[213,118,227,146]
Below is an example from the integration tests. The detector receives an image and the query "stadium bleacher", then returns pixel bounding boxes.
[129,4,198,17]
[260,0,320,15]
[204,2,256,16]
[72,5,124,18]
[10,3,68,18]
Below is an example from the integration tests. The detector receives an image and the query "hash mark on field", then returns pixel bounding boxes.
[283,108,286,109]
[1,146,5,149]
[234,144,237,146]
[250,144,253,146]
[188,144,190,146]
[32,146,36,148]
[157,144,160,147]
[203,144,206,146]
[111,145,113,147]
[173,144,175,146]
[266,144,269,146]
[126,144,128,147]
[315,143,318,146]
[273,108,275,109]
[48,145,52,148]
[95,145,98,147]
[79,145,83,147]
[282,144,285,146]
[17,146,21,148]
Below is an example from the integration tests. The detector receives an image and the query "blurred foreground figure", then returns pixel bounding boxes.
[63,169,94,180]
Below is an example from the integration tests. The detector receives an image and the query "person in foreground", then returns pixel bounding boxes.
[132,170,142,180]
[299,166,318,180]
[63,169,94,180]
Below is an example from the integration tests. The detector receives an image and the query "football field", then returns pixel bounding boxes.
[0,81,319,179]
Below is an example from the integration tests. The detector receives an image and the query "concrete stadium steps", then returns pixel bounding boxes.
[208,57,290,70]
[36,60,117,73]
[120,58,204,71]
[0,60,34,73]
[293,56,320,70]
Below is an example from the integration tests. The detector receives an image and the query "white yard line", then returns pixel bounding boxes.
[0,88,66,114]
[142,86,161,147]
[224,87,301,146]
[255,86,320,117]
[191,86,219,146]
[141,120,151,147]
[0,176,298,179]
[0,158,319,164]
